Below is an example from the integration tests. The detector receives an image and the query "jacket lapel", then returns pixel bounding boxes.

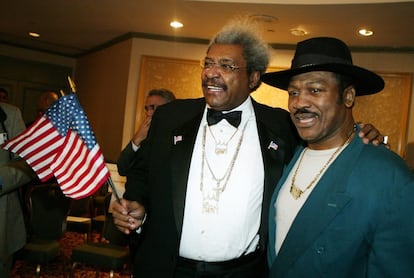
[170,106,204,234]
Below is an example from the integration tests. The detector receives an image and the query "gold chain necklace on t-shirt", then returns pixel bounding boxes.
[290,126,356,200]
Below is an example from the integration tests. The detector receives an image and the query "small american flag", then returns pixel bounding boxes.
[174,135,183,145]
[268,141,279,151]
[2,94,109,199]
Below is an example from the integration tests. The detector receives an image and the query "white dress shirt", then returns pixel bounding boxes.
[179,98,264,261]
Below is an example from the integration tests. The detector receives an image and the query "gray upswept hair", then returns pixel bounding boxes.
[207,16,270,77]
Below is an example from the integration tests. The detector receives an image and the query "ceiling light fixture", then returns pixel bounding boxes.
[29,32,40,38]
[250,14,278,24]
[290,28,307,36]
[358,28,374,37]
[170,21,183,29]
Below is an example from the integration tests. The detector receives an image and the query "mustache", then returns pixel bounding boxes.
[202,78,227,90]
[293,108,318,117]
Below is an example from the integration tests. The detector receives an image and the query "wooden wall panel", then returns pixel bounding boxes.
[353,72,412,156]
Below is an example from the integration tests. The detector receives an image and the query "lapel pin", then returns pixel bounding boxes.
[268,141,278,151]
[173,135,183,145]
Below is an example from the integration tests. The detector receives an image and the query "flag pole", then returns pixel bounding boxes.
[67,76,77,93]
[107,176,121,203]
[67,76,121,203]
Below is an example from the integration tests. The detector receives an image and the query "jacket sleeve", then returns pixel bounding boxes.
[0,104,36,195]
[369,172,414,276]
[0,160,36,195]
[117,141,141,176]
[122,124,155,209]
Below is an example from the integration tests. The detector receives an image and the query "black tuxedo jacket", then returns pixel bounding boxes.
[124,97,299,277]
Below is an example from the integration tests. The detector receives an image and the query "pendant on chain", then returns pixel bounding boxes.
[202,182,223,214]
[215,143,227,154]
[202,199,219,214]
[202,189,220,214]
[290,184,302,200]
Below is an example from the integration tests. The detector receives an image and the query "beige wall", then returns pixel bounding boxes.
[75,40,133,162]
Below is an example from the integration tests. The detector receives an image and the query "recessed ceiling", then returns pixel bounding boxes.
[0,0,413,57]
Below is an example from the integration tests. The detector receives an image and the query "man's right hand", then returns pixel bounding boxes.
[112,198,146,234]
[132,116,151,146]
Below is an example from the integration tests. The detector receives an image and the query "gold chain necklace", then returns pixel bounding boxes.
[200,118,249,213]
[290,127,356,200]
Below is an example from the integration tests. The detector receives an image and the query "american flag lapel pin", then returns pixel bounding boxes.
[268,141,278,151]
[173,135,183,145]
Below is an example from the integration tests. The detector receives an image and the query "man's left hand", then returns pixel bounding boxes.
[358,123,388,147]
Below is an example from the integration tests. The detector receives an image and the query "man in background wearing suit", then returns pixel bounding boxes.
[112,19,384,278]
[0,88,9,103]
[0,102,35,276]
[117,88,175,176]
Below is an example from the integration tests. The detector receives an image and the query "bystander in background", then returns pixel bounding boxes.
[0,102,35,276]
[0,88,9,103]
[117,88,175,176]
[26,91,60,127]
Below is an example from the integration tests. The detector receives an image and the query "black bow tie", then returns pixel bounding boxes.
[207,108,242,128]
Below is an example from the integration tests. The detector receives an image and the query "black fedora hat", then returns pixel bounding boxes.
[261,37,384,96]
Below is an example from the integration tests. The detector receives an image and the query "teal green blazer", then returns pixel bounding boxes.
[268,128,414,278]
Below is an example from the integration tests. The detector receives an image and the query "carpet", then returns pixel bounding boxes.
[10,231,132,277]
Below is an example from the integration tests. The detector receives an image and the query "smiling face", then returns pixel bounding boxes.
[201,43,259,111]
[287,71,356,149]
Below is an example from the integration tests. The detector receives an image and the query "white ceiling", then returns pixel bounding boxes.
[1,0,413,57]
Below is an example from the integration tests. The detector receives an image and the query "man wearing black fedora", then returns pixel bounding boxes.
[262,37,414,277]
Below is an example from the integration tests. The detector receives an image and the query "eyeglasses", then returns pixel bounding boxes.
[144,104,157,111]
[200,58,246,73]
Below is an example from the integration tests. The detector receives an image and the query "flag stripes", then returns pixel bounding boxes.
[52,131,108,199]
[3,117,63,181]
[2,94,109,199]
